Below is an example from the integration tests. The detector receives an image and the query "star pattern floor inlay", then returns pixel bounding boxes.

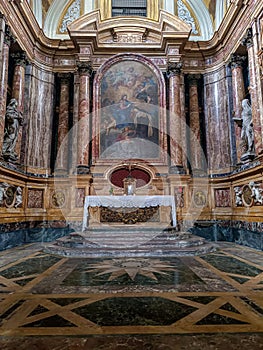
[0,242,263,343]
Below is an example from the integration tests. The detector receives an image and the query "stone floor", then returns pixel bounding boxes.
[0,242,263,349]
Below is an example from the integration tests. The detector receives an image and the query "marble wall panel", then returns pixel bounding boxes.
[25,67,55,169]
[214,188,231,207]
[75,188,85,207]
[204,67,231,171]
[27,189,44,208]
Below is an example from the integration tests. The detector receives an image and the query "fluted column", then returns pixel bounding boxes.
[0,26,15,153]
[56,73,71,173]
[11,51,28,162]
[167,62,184,173]
[188,74,202,173]
[77,61,92,174]
[242,28,263,155]
[230,54,246,161]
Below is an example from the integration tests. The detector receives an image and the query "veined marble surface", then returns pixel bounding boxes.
[0,242,263,349]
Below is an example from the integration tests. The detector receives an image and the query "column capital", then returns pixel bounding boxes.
[58,72,71,84]
[167,62,182,77]
[0,13,6,21]
[76,61,93,76]
[229,53,246,69]
[11,51,29,67]
[4,26,16,47]
[187,74,202,86]
[242,28,253,49]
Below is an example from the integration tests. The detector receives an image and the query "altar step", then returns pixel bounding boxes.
[44,228,217,257]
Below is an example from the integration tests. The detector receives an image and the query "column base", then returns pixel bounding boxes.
[76,165,90,175]
[54,168,68,177]
[192,168,206,177]
[169,165,186,174]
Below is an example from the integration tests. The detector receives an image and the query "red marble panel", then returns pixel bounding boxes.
[75,188,85,208]
[189,84,202,171]
[0,43,9,153]
[27,189,44,208]
[169,74,182,167]
[214,189,231,207]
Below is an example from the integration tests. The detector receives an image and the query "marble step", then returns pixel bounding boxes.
[44,241,217,258]
[44,229,217,257]
[55,234,205,249]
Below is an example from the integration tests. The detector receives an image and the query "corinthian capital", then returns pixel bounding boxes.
[76,61,93,76]
[167,62,183,77]
[242,28,253,49]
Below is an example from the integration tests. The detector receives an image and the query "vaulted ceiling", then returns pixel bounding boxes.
[29,0,230,41]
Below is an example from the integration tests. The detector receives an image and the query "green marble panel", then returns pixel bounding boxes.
[73,296,197,326]
[200,255,262,276]
[196,313,248,325]
[23,315,77,328]
[61,258,204,287]
[0,256,61,279]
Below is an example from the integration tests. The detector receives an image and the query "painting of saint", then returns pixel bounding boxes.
[99,60,159,159]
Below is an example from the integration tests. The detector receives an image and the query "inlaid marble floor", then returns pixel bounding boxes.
[0,242,263,349]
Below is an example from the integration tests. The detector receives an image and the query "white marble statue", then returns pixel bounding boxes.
[234,186,243,206]
[249,181,263,205]
[240,99,255,154]
[14,186,23,208]
[2,99,23,161]
[0,183,9,203]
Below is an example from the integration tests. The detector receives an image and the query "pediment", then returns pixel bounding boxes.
[68,9,191,49]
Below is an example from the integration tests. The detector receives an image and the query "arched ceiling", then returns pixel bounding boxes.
[29,0,230,41]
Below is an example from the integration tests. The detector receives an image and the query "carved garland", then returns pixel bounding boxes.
[0,183,23,208]
[177,0,198,35]
[234,182,263,207]
[58,0,81,34]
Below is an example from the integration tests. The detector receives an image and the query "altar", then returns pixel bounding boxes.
[82,195,177,231]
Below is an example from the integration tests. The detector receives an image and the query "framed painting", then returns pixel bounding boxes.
[92,54,167,164]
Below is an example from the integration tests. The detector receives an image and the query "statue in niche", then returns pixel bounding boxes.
[240,99,255,161]
[2,99,23,162]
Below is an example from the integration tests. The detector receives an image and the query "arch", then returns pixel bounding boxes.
[215,0,225,30]
[43,0,95,39]
[43,0,70,38]
[187,0,214,40]
[32,0,43,28]
[162,0,175,15]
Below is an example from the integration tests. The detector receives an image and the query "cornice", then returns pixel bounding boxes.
[0,0,262,72]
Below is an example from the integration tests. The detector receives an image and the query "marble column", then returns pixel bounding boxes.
[242,28,263,155]
[167,62,184,173]
[0,27,14,153]
[25,67,55,172]
[188,74,202,173]
[77,61,92,174]
[230,54,246,161]
[11,51,28,162]
[69,72,79,173]
[0,13,5,55]
[204,67,231,172]
[56,73,71,173]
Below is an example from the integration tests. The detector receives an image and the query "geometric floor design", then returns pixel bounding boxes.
[0,242,263,348]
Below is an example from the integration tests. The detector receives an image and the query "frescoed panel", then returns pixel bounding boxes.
[98,60,160,159]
